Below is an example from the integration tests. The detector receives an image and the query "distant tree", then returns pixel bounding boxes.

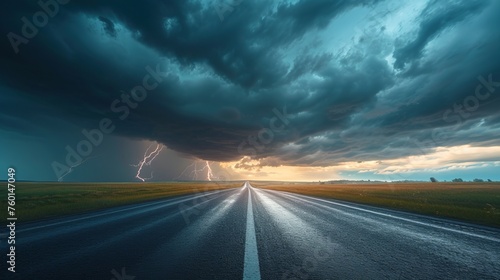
[430,177,438,182]
[487,179,492,182]
[473,178,484,182]
[452,178,463,182]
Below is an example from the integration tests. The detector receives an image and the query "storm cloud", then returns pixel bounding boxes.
[1,0,499,180]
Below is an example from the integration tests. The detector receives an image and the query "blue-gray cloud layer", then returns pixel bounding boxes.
[1,0,499,169]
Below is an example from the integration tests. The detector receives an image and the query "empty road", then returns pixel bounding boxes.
[2,182,500,279]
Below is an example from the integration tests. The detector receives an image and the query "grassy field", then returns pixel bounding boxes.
[1,181,242,222]
[253,182,500,228]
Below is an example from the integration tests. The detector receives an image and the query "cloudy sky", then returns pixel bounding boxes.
[1,0,499,182]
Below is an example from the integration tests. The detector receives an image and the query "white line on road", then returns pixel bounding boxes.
[18,188,237,233]
[243,182,261,280]
[265,189,500,243]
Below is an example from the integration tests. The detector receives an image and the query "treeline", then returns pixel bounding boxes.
[451,178,492,182]
[430,177,493,183]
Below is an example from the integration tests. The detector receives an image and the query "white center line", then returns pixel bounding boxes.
[243,182,261,280]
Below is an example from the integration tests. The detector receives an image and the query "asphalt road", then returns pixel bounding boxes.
[2,182,500,279]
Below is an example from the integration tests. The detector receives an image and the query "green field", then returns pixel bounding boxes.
[1,181,242,222]
[253,182,500,228]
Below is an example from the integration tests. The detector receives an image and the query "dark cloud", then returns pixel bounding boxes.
[393,0,487,69]
[98,16,117,37]
[1,0,499,178]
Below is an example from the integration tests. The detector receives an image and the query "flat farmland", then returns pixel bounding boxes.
[254,182,500,228]
[1,181,241,222]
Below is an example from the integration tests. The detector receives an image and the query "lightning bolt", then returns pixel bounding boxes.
[176,162,193,180]
[204,161,215,181]
[132,143,164,181]
[58,155,100,182]
[176,160,218,181]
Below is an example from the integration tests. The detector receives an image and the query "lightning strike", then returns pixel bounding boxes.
[204,161,215,181]
[176,162,194,180]
[133,143,164,181]
[176,160,219,181]
[58,155,100,182]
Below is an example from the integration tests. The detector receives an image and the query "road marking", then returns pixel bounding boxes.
[243,183,261,280]
[264,189,500,243]
[18,188,237,233]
